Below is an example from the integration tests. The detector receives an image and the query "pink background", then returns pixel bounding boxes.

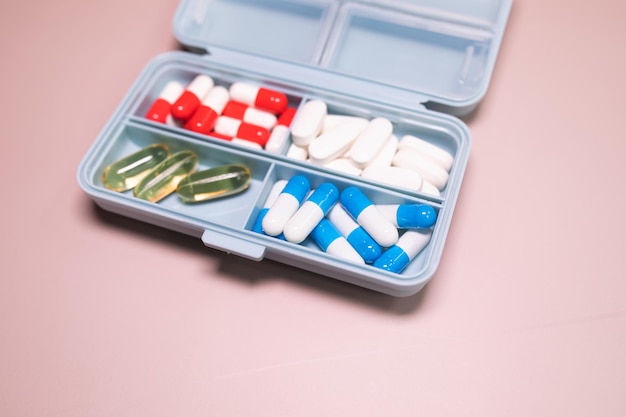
[1,0,625,416]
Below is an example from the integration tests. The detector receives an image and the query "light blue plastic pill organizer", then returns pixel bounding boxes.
[77,0,512,297]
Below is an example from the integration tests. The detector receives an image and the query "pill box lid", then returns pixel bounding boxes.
[173,0,512,116]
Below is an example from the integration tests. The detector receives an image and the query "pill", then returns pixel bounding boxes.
[398,135,454,172]
[376,204,437,229]
[176,163,251,203]
[183,86,229,134]
[310,219,365,264]
[214,116,271,147]
[171,75,214,120]
[231,138,264,150]
[286,143,308,161]
[327,205,382,263]
[262,175,311,236]
[290,100,327,146]
[283,182,339,243]
[373,230,432,273]
[265,107,297,154]
[392,148,449,190]
[322,115,369,134]
[339,186,398,247]
[349,117,394,168]
[420,180,441,197]
[252,180,288,234]
[222,101,277,130]
[367,134,398,167]
[229,82,288,114]
[308,120,365,165]
[102,144,171,192]
[133,150,198,203]
[360,165,422,192]
[322,158,362,176]
[145,81,184,125]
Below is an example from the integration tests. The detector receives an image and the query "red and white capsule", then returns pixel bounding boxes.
[145,81,184,125]
[222,101,277,130]
[183,86,229,134]
[265,107,297,154]
[171,75,214,120]
[229,82,288,114]
[213,116,271,147]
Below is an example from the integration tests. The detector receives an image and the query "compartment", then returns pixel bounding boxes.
[173,0,338,64]
[321,3,495,102]
[242,161,443,280]
[84,121,273,229]
[124,59,465,201]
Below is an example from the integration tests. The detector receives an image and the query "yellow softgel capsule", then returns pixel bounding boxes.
[133,150,198,202]
[101,144,171,191]
[176,164,252,203]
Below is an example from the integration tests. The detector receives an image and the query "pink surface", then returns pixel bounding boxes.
[1,0,625,416]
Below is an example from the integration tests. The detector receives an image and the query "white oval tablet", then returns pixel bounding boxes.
[398,135,454,172]
[420,180,441,197]
[290,100,327,146]
[392,148,449,190]
[286,143,308,161]
[308,122,364,164]
[367,134,398,167]
[361,165,422,191]
[322,158,363,176]
[349,117,394,168]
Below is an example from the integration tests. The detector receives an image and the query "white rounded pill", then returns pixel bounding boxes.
[327,238,365,264]
[290,100,327,146]
[420,180,441,197]
[322,115,369,134]
[265,125,289,154]
[201,85,229,113]
[286,143,308,160]
[392,148,450,190]
[243,107,277,130]
[187,75,214,99]
[367,134,398,167]
[322,158,362,176]
[357,205,399,247]
[350,118,394,168]
[361,165,422,191]
[398,135,454,172]
[159,81,184,102]
[308,121,364,164]
[231,138,264,150]
[214,116,241,137]
[229,82,258,105]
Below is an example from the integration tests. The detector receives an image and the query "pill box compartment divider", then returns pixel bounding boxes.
[77,0,512,297]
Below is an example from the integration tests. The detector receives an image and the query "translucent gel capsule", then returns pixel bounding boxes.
[101,144,171,192]
[176,164,251,203]
[133,150,198,202]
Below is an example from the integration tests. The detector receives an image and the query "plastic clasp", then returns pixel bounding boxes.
[201,229,266,261]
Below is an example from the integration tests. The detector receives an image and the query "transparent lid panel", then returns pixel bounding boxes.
[173,0,511,109]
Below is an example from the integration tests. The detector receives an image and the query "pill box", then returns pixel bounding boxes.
[77,0,512,297]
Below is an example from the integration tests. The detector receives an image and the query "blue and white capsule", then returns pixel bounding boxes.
[376,204,437,229]
[373,230,432,273]
[283,182,339,243]
[262,175,310,236]
[339,186,398,247]
[252,179,288,235]
[327,204,382,263]
[310,219,365,264]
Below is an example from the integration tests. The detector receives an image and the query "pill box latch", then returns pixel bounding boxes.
[201,229,265,261]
